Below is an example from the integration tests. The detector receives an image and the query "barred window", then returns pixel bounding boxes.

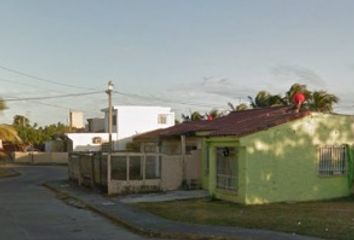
[216,147,238,192]
[318,145,347,176]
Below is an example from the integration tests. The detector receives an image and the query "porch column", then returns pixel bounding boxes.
[107,154,112,195]
[181,135,186,183]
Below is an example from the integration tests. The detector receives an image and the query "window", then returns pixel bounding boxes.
[92,137,102,144]
[158,114,167,124]
[318,145,347,176]
[216,147,238,192]
[145,155,161,179]
[143,143,157,153]
[112,115,117,127]
[111,156,127,180]
[129,156,143,180]
[186,145,198,154]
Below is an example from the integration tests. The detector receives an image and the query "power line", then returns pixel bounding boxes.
[113,90,228,109]
[4,91,103,102]
[2,94,70,110]
[0,64,96,90]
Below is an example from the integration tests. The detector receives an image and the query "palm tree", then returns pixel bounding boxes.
[206,109,223,119]
[227,102,237,111]
[235,103,249,111]
[0,124,21,143]
[0,99,6,111]
[181,111,204,122]
[249,91,285,108]
[285,83,312,105]
[0,99,22,149]
[190,111,204,121]
[13,115,30,127]
[308,91,339,113]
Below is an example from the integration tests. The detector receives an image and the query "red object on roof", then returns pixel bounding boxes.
[207,115,214,121]
[293,92,305,104]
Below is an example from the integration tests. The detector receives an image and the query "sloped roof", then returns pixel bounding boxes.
[207,106,311,137]
[133,120,212,140]
[133,107,311,140]
[133,128,164,140]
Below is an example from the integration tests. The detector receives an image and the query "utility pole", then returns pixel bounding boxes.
[106,81,114,152]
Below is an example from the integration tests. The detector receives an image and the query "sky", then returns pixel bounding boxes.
[1,0,354,126]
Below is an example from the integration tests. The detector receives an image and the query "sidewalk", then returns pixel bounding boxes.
[44,180,323,240]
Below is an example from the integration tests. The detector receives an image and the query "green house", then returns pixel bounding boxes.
[200,107,354,204]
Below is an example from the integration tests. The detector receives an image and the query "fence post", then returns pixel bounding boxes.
[90,153,95,188]
[107,153,111,195]
[78,154,82,186]
[127,156,130,181]
[142,154,146,181]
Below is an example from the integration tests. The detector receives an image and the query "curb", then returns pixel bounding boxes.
[0,168,21,179]
[43,183,241,240]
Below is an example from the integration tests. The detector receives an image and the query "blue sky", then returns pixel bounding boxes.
[1,0,354,126]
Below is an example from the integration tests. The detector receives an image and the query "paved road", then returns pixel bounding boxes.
[0,166,159,240]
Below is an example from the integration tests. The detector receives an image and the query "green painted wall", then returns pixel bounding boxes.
[202,137,248,203]
[204,113,354,204]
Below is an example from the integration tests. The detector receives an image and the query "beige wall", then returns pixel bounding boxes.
[13,152,68,164]
[68,150,202,195]
[161,155,183,191]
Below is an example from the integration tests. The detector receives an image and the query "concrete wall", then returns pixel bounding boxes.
[161,155,183,191]
[203,113,354,205]
[69,150,202,195]
[66,133,118,152]
[13,152,68,164]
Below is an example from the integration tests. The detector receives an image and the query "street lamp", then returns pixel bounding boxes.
[106,81,114,152]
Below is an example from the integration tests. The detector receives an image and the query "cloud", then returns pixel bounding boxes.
[271,65,326,86]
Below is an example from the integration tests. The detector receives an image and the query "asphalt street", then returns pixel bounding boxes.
[0,166,159,240]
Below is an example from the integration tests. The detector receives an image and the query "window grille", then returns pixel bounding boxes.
[216,147,238,192]
[318,145,347,176]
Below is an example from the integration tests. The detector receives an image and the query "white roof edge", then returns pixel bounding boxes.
[101,105,172,112]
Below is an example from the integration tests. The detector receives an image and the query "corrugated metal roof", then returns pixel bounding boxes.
[133,106,311,140]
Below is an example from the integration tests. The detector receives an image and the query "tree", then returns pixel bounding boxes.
[0,99,6,111]
[227,102,237,111]
[249,91,285,108]
[308,91,339,113]
[285,83,312,105]
[0,99,21,147]
[235,103,249,111]
[181,111,204,122]
[206,109,223,119]
[13,115,30,128]
[0,124,21,143]
[190,111,204,121]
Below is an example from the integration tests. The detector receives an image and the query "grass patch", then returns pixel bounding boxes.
[134,197,354,240]
[0,168,18,178]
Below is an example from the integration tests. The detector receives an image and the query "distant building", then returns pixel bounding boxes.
[86,118,105,133]
[66,106,175,152]
[69,111,84,129]
[101,106,175,150]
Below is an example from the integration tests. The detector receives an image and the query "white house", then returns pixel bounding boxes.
[85,118,105,133]
[69,111,84,129]
[66,106,175,152]
[102,106,175,150]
